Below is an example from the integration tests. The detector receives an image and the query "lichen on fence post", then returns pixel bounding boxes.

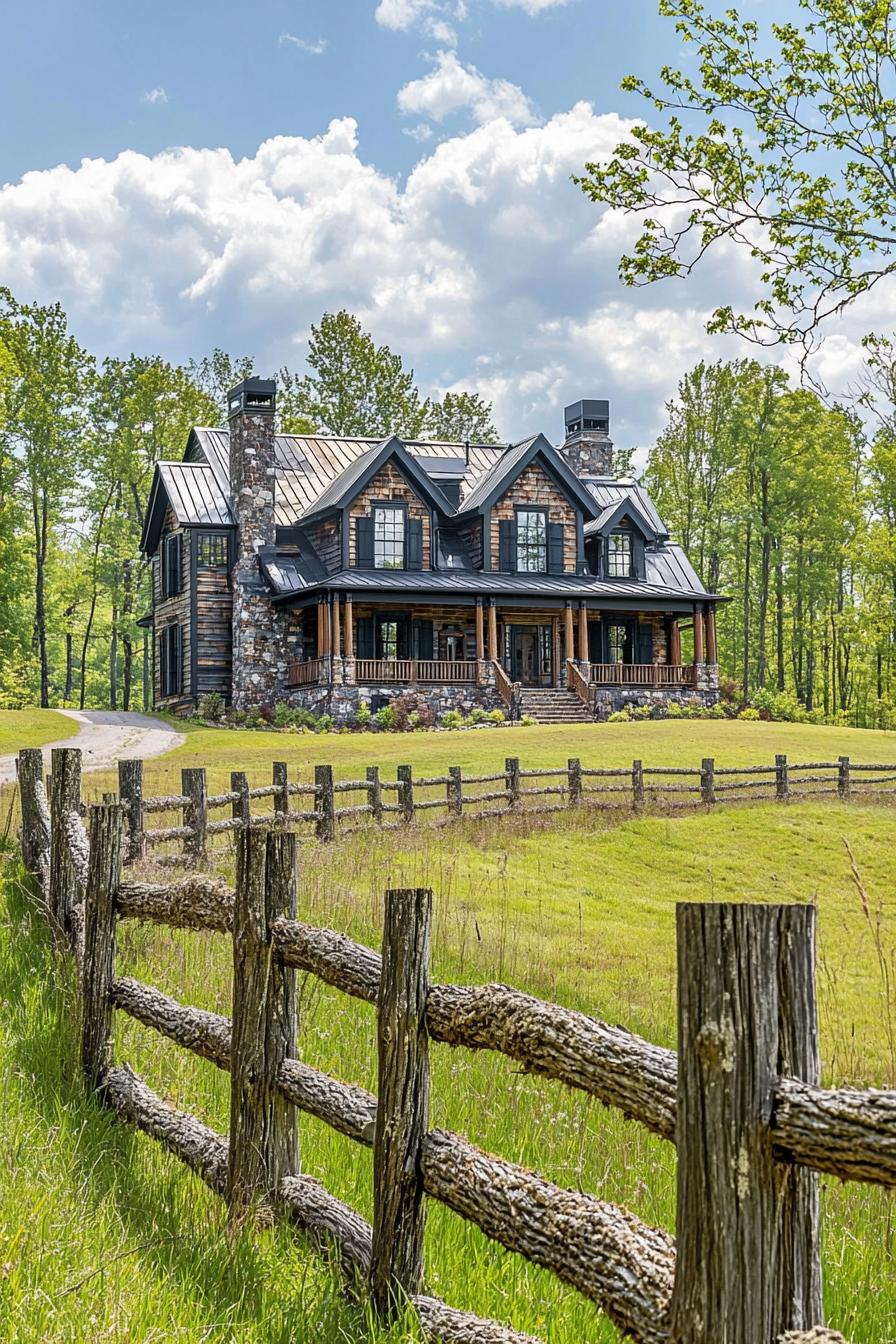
[370,886,432,1317]
[700,757,715,806]
[505,757,521,808]
[16,747,49,886]
[367,765,383,826]
[447,766,462,818]
[227,827,299,1222]
[81,803,123,1089]
[315,765,335,842]
[273,761,289,823]
[182,767,208,865]
[118,759,144,863]
[231,770,250,834]
[632,759,644,810]
[567,758,581,806]
[776,753,790,802]
[50,747,83,938]
[397,765,414,825]
[837,756,850,801]
[671,902,822,1344]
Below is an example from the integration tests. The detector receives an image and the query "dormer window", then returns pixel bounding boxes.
[607,531,633,578]
[374,505,405,569]
[516,509,548,573]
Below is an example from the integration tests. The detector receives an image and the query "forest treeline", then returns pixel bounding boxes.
[0,285,894,727]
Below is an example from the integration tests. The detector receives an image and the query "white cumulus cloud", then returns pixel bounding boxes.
[0,103,856,449]
[398,50,537,126]
[375,0,435,29]
[493,0,571,11]
[141,88,168,105]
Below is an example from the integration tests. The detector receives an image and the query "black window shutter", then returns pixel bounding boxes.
[637,625,654,666]
[632,534,646,580]
[357,617,374,658]
[158,634,167,696]
[498,518,516,572]
[406,517,423,570]
[413,619,434,660]
[356,516,374,568]
[164,535,181,596]
[174,624,183,693]
[548,522,565,574]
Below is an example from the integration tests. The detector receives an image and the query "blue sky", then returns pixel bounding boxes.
[0,0,869,451]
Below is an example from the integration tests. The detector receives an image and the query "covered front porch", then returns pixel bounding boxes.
[284,594,717,702]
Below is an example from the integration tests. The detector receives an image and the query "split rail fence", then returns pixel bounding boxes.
[13,744,896,1341]
[17,750,896,870]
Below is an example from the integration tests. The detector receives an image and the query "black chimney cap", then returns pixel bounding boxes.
[564,398,609,436]
[227,377,276,418]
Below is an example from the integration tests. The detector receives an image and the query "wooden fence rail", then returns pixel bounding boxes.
[12,750,892,872]
[13,745,896,1341]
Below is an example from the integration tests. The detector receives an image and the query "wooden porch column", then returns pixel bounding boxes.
[577,602,588,663]
[487,600,498,661]
[669,618,682,666]
[564,603,574,664]
[316,599,324,657]
[693,607,705,665]
[705,606,717,664]
[344,595,354,659]
[332,595,341,660]
[321,597,331,657]
[475,599,485,662]
[551,616,560,687]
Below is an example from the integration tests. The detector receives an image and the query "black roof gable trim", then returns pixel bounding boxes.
[585,493,660,544]
[454,433,600,521]
[140,468,169,556]
[299,434,456,524]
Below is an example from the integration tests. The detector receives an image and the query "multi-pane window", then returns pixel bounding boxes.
[373,506,405,569]
[198,533,228,567]
[607,622,628,663]
[607,531,632,578]
[379,620,399,660]
[158,624,182,696]
[162,533,182,598]
[516,509,547,573]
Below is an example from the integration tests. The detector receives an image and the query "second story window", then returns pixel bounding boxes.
[374,505,405,569]
[516,509,547,573]
[198,533,228,567]
[607,531,632,578]
[162,534,182,598]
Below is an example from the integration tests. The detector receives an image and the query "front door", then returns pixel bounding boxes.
[507,624,551,685]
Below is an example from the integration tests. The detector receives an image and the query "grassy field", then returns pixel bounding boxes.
[1,718,895,1341]
[0,708,75,757]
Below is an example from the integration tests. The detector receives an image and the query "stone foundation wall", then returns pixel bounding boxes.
[591,662,720,718]
[285,679,503,726]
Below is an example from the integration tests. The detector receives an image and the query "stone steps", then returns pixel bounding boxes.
[518,688,593,725]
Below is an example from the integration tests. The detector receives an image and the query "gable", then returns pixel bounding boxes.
[457,434,599,521]
[347,462,432,568]
[490,462,578,573]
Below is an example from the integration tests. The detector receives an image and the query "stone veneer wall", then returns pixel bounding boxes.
[230,407,285,709]
[591,663,720,718]
[559,429,614,477]
[285,678,502,726]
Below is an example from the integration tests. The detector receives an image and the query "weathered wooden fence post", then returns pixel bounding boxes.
[81,803,123,1089]
[227,826,299,1221]
[567,757,581,806]
[50,747,83,937]
[315,765,335,842]
[700,756,716,806]
[231,770,250,836]
[397,765,415,824]
[367,765,383,826]
[775,753,790,802]
[118,759,144,863]
[273,761,289,823]
[838,755,851,801]
[505,756,520,808]
[447,765,463,818]
[370,886,432,1316]
[182,767,208,865]
[16,747,50,884]
[632,759,644,810]
[670,902,822,1344]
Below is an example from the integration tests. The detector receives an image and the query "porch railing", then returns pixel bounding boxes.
[287,657,328,687]
[354,659,478,684]
[492,660,516,711]
[589,663,698,688]
[566,659,591,707]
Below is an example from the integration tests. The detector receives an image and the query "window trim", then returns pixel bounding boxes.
[371,499,408,571]
[514,504,549,575]
[197,531,229,568]
[606,529,633,579]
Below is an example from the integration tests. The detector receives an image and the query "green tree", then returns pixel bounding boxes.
[186,348,255,425]
[577,0,896,352]
[425,391,500,444]
[0,291,92,706]
[289,311,428,438]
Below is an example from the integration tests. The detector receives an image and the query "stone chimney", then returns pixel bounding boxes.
[228,377,282,709]
[561,398,614,477]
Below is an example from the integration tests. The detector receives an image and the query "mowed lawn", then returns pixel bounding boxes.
[1,718,895,1341]
[0,708,75,757]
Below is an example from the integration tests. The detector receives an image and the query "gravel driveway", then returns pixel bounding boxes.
[0,710,185,786]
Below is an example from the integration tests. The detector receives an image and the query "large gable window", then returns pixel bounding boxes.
[516,509,548,573]
[374,505,405,569]
[607,531,633,578]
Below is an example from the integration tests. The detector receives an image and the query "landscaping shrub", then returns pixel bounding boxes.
[440,709,464,729]
[374,704,396,731]
[488,708,505,724]
[197,691,225,722]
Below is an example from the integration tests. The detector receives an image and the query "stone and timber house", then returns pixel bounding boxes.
[139,379,723,723]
